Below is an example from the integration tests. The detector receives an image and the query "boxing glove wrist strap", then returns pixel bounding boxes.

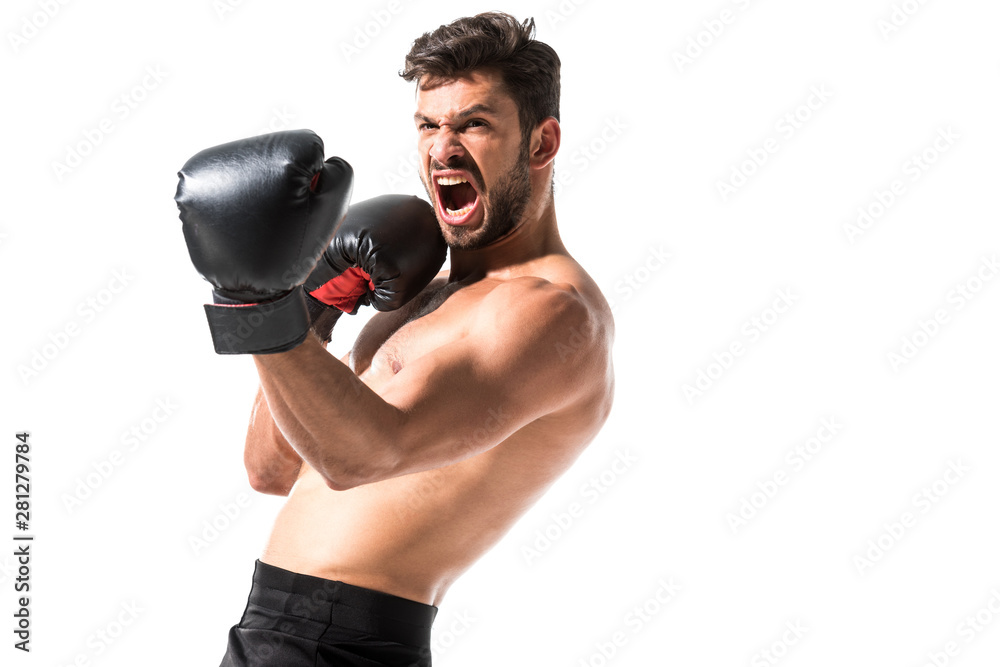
[203,286,309,355]
[304,293,345,344]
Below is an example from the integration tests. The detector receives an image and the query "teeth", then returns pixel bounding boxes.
[437,175,468,186]
[445,204,474,217]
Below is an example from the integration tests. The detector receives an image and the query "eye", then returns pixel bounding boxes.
[466,119,487,128]
[418,122,437,132]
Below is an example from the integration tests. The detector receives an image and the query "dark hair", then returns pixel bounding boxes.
[400,12,560,140]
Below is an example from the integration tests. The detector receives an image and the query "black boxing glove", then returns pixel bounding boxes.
[304,195,447,343]
[174,129,353,354]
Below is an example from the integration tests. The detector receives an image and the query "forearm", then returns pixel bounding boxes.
[244,386,303,496]
[253,336,403,490]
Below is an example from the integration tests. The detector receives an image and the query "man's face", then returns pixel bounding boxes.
[414,69,532,250]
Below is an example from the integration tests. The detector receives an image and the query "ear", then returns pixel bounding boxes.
[529,117,560,170]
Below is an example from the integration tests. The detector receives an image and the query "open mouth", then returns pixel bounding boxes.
[434,173,480,225]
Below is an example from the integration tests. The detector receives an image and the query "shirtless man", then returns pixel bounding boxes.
[175,12,614,666]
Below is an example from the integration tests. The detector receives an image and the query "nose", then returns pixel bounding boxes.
[428,126,465,166]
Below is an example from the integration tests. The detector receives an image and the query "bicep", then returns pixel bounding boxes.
[378,286,596,476]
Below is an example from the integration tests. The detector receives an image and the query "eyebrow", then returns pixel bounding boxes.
[414,104,499,124]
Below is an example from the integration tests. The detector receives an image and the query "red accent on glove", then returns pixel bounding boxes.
[307,266,374,312]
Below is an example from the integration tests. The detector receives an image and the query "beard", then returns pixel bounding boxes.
[427,138,532,251]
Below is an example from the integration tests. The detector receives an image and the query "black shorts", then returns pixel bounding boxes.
[219,560,438,667]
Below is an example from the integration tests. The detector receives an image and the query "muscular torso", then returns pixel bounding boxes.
[260,255,613,606]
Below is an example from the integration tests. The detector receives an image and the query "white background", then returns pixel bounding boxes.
[3,0,1000,665]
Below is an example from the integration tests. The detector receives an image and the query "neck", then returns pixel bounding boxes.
[447,190,565,282]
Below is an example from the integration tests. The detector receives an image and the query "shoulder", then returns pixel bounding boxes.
[482,276,585,316]
[472,275,614,388]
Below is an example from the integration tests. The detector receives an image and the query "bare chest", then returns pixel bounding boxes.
[350,280,477,383]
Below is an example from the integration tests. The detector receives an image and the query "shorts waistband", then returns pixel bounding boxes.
[247,560,438,647]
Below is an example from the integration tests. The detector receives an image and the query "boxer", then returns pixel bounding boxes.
[176,12,614,666]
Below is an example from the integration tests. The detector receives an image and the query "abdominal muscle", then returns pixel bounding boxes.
[260,418,576,607]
